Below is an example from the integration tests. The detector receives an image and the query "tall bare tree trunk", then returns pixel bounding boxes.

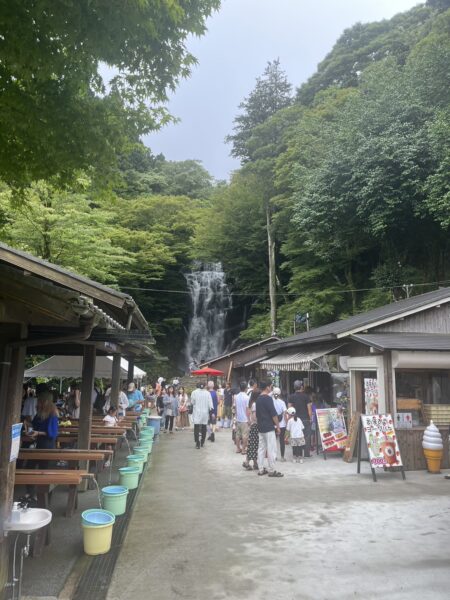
[266,205,277,335]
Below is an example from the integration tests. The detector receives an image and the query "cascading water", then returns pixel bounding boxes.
[185,262,232,369]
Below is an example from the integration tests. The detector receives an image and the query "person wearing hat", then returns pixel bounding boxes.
[286,407,306,463]
[272,387,287,462]
[190,382,213,449]
[127,382,144,412]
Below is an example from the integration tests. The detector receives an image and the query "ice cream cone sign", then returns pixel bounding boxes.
[422,421,443,474]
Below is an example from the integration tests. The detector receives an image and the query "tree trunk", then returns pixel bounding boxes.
[266,205,277,335]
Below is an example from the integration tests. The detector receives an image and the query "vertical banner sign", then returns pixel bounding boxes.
[361,414,402,468]
[343,411,361,462]
[316,408,348,452]
[10,422,23,462]
[364,378,379,415]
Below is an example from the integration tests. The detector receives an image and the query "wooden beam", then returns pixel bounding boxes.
[0,325,26,600]
[127,356,135,383]
[111,353,122,407]
[79,345,96,450]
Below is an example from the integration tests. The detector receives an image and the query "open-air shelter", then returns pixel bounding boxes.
[0,242,153,595]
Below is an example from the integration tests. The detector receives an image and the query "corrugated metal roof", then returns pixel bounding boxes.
[268,287,450,351]
[198,337,279,367]
[351,333,450,351]
[261,345,343,372]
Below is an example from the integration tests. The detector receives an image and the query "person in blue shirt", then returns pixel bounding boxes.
[127,382,144,412]
[31,390,59,449]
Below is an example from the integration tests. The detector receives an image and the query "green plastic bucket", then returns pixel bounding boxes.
[137,442,152,455]
[101,486,129,516]
[118,466,140,490]
[127,454,144,474]
[133,447,148,463]
[82,509,115,555]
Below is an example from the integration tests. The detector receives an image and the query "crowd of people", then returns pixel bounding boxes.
[19,375,318,480]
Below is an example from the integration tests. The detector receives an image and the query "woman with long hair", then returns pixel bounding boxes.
[163,385,178,434]
[31,391,59,449]
[242,389,260,471]
[177,386,190,430]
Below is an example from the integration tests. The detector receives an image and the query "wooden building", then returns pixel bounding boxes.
[199,337,279,385]
[0,242,152,596]
[261,287,450,470]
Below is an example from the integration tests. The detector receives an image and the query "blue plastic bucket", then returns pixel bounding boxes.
[127,454,144,474]
[82,509,116,527]
[118,466,140,489]
[148,416,162,435]
[101,486,129,516]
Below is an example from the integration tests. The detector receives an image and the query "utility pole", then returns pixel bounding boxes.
[266,205,277,336]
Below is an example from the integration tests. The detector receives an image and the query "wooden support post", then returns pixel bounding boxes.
[127,355,135,384]
[0,325,27,600]
[110,353,122,407]
[78,345,96,490]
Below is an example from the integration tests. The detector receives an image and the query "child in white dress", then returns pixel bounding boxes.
[286,407,305,463]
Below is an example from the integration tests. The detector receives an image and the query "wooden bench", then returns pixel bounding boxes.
[57,435,119,448]
[59,425,128,435]
[18,448,113,472]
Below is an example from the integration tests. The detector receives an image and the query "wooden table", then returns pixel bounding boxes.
[59,425,129,435]
[57,435,119,448]
[18,448,113,472]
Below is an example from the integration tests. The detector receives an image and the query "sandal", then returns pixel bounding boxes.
[258,468,268,476]
[242,461,250,469]
[268,471,284,478]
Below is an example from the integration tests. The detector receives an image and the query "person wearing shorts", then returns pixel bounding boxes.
[234,381,249,454]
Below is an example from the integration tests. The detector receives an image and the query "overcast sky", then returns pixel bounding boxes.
[144,0,421,181]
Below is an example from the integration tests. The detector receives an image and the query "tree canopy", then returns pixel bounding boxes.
[0,0,220,187]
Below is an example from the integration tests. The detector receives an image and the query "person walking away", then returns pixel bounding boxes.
[163,385,177,433]
[234,381,249,454]
[191,382,213,449]
[207,381,218,442]
[256,381,283,477]
[273,387,287,462]
[286,407,305,463]
[177,387,190,430]
[242,388,260,471]
[288,381,312,457]
[22,388,37,420]
[223,382,233,428]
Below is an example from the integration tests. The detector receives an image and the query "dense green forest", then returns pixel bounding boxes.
[1,0,449,374]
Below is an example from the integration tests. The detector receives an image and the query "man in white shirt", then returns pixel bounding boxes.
[191,382,213,449]
[234,381,250,454]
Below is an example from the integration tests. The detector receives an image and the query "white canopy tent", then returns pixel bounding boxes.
[24,355,146,381]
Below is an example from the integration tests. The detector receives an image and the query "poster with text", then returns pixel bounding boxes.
[361,414,403,468]
[316,408,348,452]
[364,378,379,414]
[10,423,23,462]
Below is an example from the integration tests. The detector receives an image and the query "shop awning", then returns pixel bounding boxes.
[261,345,343,372]
[24,355,146,380]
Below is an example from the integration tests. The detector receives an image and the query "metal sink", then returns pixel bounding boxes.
[5,508,52,534]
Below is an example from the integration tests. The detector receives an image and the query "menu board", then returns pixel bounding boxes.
[10,423,23,462]
[361,414,402,468]
[364,378,379,414]
[316,408,348,452]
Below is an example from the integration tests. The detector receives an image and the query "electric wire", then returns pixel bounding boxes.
[119,279,450,297]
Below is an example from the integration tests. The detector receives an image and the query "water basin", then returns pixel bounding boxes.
[5,508,52,533]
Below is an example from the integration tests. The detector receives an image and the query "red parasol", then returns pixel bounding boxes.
[191,367,224,376]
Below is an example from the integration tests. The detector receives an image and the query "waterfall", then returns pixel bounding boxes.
[185,262,232,369]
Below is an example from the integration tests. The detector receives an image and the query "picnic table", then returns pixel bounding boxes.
[59,425,129,435]
[57,435,119,448]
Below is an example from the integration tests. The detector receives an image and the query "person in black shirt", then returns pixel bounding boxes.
[288,380,312,457]
[255,381,283,477]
